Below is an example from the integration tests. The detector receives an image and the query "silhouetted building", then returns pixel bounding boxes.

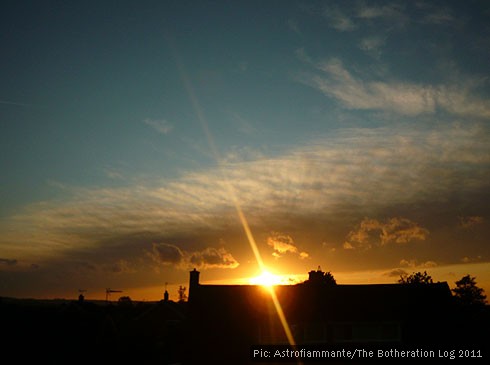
[308,266,326,283]
[186,268,464,363]
[306,266,337,285]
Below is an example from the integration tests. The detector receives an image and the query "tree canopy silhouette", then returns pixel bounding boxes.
[398,271,433,285]
[452,274,487,306]
[322,271,337,285]
[117,295,133,307]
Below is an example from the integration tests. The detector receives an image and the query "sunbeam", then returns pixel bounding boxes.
[168,35,299,351]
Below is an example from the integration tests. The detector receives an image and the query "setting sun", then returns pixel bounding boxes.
[249,271,282,287]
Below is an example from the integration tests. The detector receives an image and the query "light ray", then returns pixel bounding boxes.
[167,35,300,354]
[267,285,297,346]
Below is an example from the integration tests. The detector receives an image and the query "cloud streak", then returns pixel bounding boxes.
[356,3,405,20]
[323,5,357,32]
[359,36,386,55]
[322,2,407,32]
[322,2,458,33]
[143,118,174,135]
[302,58,490,118]
[1,124,489,267]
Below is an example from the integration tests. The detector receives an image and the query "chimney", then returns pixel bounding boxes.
[308,266,324,284]
[189,268,200,301]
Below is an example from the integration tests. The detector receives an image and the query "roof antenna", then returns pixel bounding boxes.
[105,288,123,302]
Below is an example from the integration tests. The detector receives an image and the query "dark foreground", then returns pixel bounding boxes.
[0,296,488,364]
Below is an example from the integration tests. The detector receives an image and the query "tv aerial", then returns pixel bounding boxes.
[105,288,123,302]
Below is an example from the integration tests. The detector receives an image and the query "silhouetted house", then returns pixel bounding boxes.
[186,268,456,363]
[128,300,187,362]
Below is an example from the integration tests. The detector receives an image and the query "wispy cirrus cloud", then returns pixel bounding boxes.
[1,124,489,266]
[107,259,136,274]
[356,3,405,20]
[143,118,173,135]
[415,2,456,25]
[359,36,386,56]
[301,58,490,118]
[323,5,357,32]
[422,8,454,25]
[323,2,407,32]
[322,2,457,33]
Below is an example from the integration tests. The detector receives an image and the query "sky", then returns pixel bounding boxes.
[1,0,490,301]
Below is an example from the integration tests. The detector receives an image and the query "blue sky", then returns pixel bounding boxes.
[1,1,490,300]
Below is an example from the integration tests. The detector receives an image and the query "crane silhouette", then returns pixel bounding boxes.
[105,288,123,302]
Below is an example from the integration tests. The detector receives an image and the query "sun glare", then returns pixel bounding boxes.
[249,271,282,287]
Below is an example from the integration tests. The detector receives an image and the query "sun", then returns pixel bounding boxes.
[249,271,282,287]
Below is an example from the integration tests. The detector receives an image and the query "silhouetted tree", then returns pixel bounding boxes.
[178,286,187,302]
[117,296,133,307]
[323,271,337,285]
[452,274,487,306]
[399,271,433,284]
